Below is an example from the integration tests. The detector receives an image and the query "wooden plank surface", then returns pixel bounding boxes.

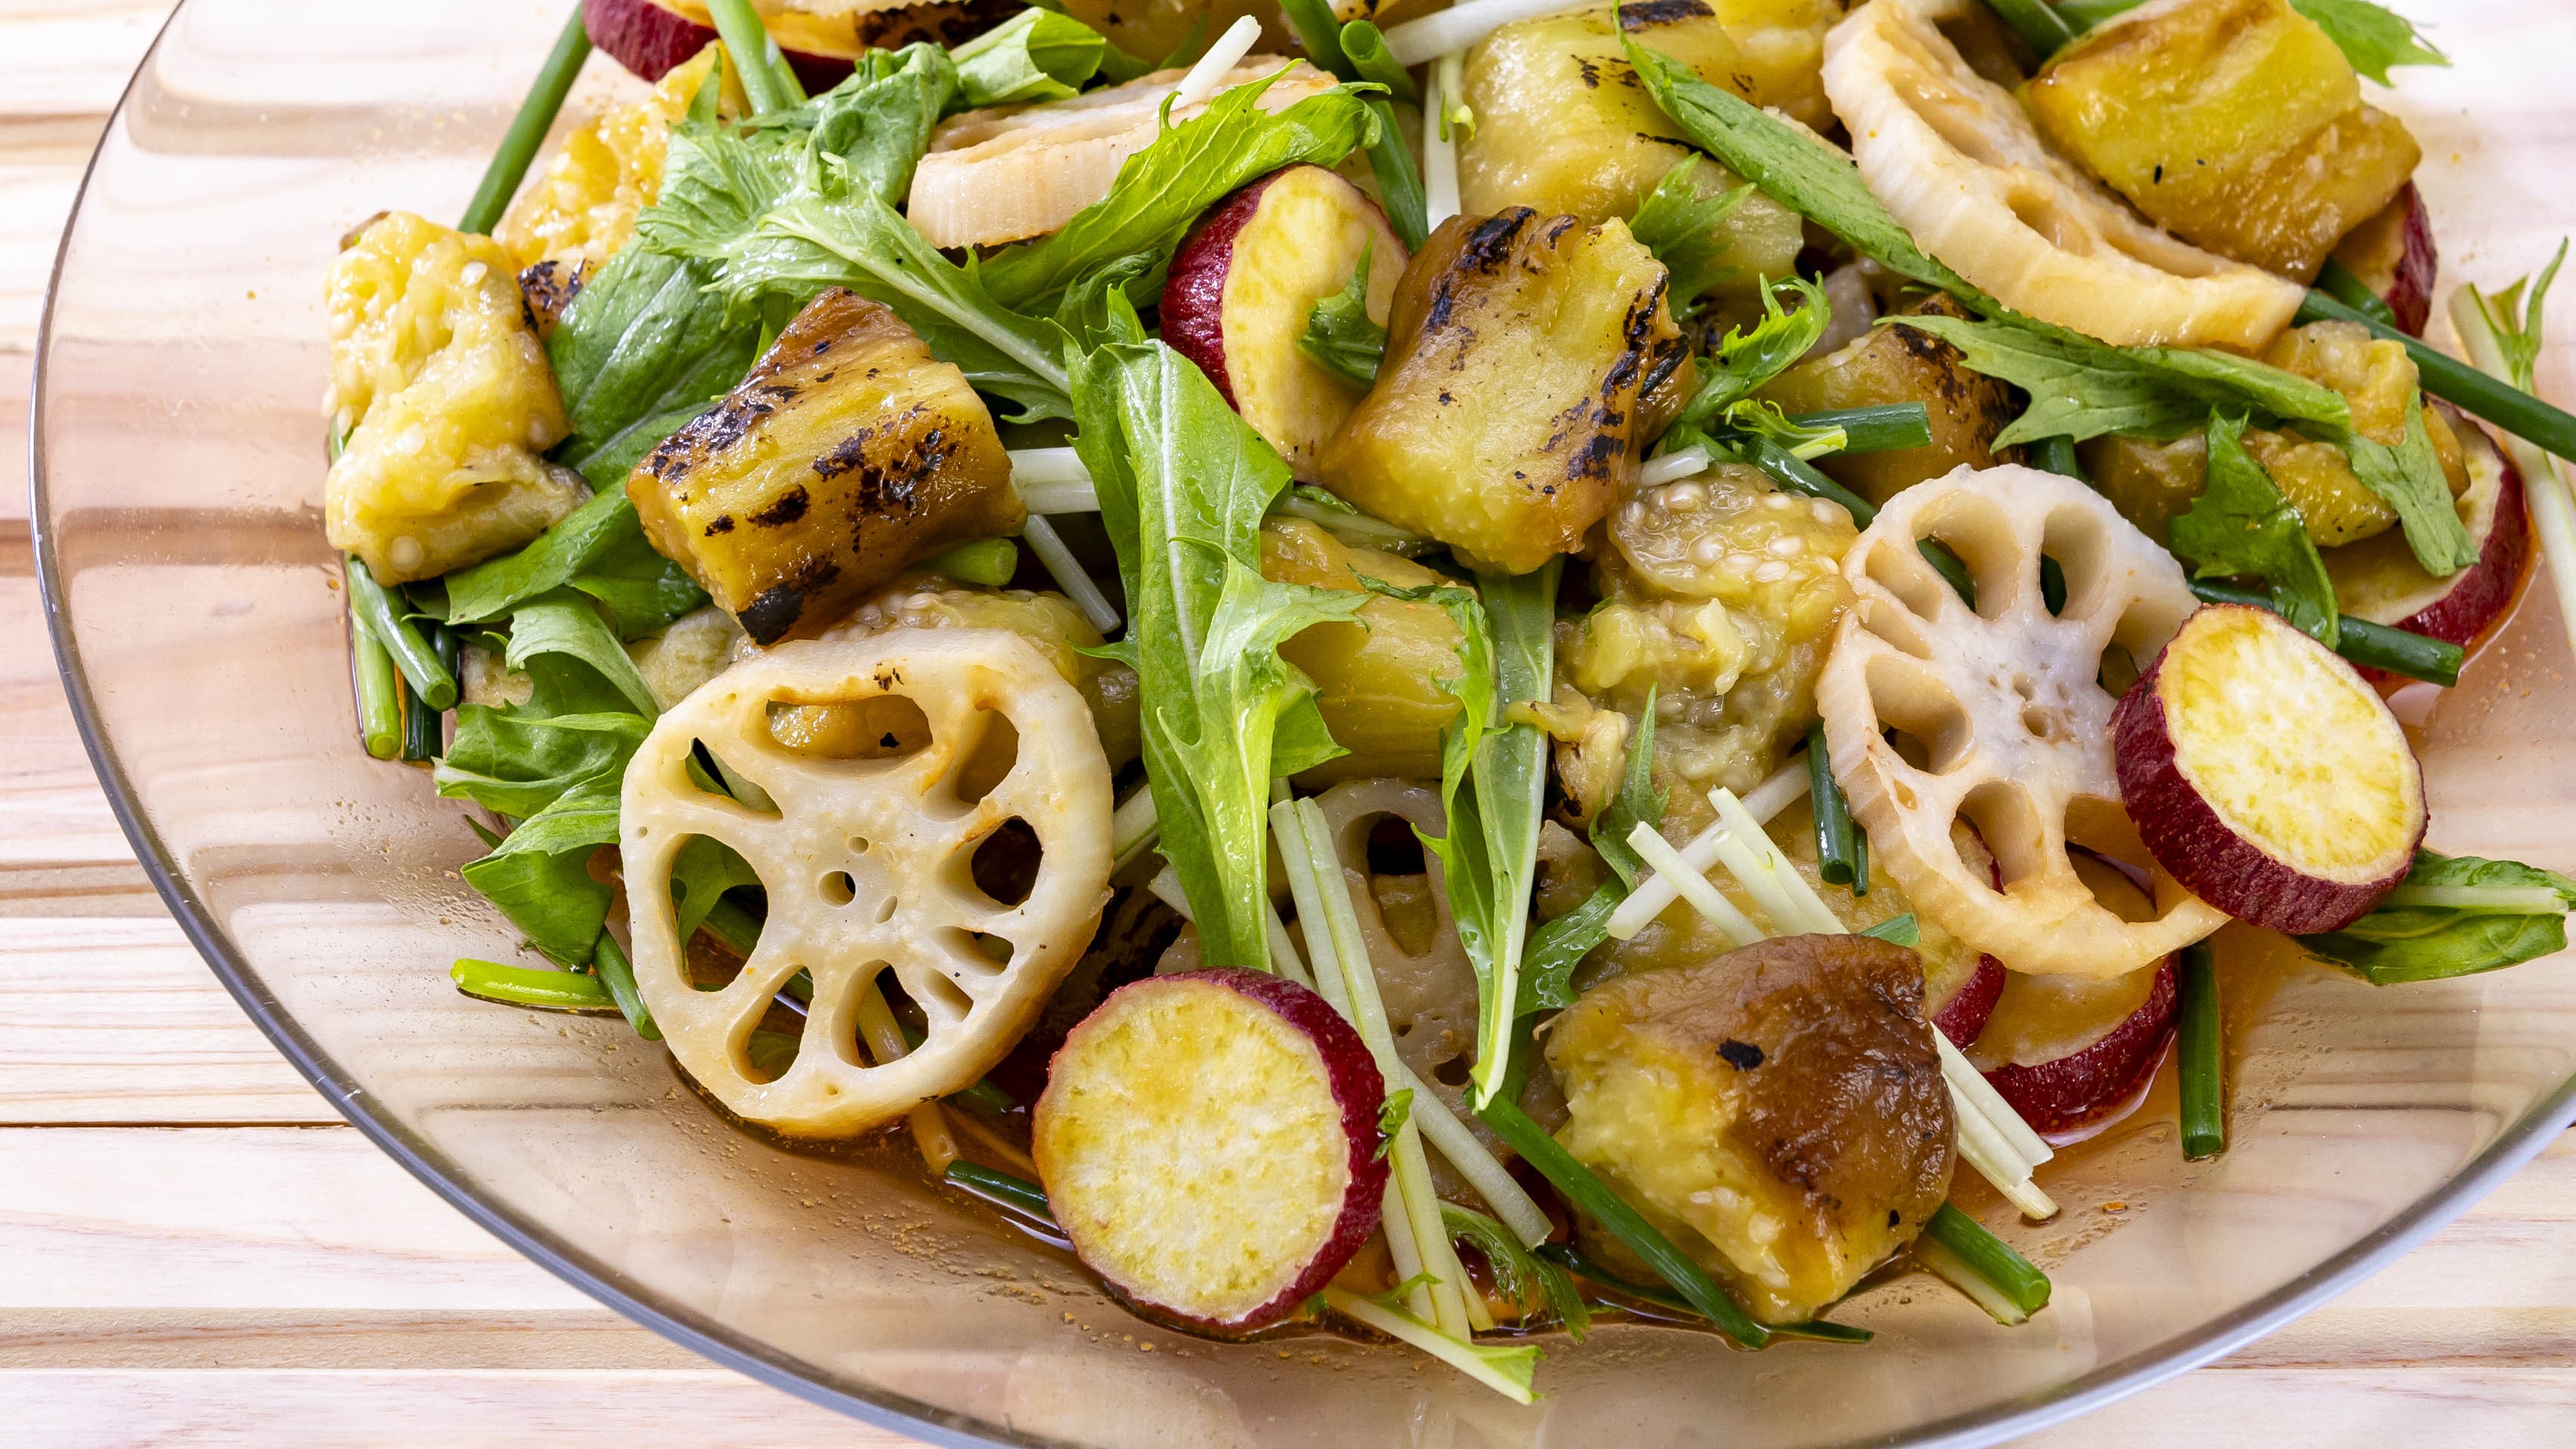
[1,3,2571,1446]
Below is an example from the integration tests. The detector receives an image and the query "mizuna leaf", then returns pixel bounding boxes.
[2169,412,2341,648]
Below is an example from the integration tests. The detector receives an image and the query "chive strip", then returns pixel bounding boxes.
[2297,288,2576,467]
[2178,940,2225,1160]
[457,7,593,235]
[592,931,662,1041]
[922,537,1019,586]
[1479,1097,1769,1347]
[1279,0,1354,76]
[1340,20,1420,102]
[1741,435,1876,526]
[1788,404,1931,455]
[345,557,457,709]
[1980,0,2076,57]
[2316,257,2401,333]
[701,896,764,955]
[1533,1244,1871,1343]
[452,958,618,1011]
[2187,579,2461,686]
[899,1022,1020,1113]
[946,1161,1057,1222]
[1364,98,1430,252]
[708,0,806,115]
[399,673,442,763]
[1922,1203,2051,1314]
[1805,723,1865,891]
[1918,539,1976,607]
[2029,434,2083,479]
[351,615,405,760]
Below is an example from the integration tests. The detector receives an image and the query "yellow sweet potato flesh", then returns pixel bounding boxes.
[2023,0,2419,280]
[1457,0,1813,299]
[1317,210,1679,574]
[629,288,1021,644]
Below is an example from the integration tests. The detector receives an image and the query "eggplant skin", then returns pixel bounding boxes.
[629,288,1021,644]
[1318,209,1679,574]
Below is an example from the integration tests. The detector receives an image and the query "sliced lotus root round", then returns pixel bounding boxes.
[1314,780,1477,1093]
[1815,464,2227,978]
[622,628,1112,1135]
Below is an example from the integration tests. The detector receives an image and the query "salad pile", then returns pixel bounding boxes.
[320,0,2576,1400]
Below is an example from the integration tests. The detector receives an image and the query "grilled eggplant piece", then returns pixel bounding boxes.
[1756,294,2016,507]
[629,288,1022,645]
[1316,210,1680,574]
[1260,519,1466,783]
[2022,0,2420,281]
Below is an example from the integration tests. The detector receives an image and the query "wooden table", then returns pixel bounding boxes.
[4,5,2573,1444]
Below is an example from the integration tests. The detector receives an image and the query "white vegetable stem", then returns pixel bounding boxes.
[1605,755,1808,938]
[1640,446,1712,488]
[1279,797,1482,1339]
[1019,515,1120,632]
[1383,0,1578,66]
[1109,782,1159,868]
[1008,448,1098,514]
[1623,822,1762,946]
[1914,1234,2033,1326]
[1935,1032,2058,1220]
[854,983,959,1176]
[1319,1288,1537,1404]
[2449,287,2576,671]
[1171,14,1263,109]
[1393,1060,1554,1248]
[1420,56,1461,232]
[1709,787,1845,934]
[1143,860,1315,992]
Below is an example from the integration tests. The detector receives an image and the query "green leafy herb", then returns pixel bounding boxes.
[669,835,762,947]
[1399,566,1558,1108]
[506,590,661,717]
[1720,398,1847,460]
[1520,694,1664,1014]
[1667,274,1833,437]
[1071,340,1367,970]
[434,709,648,820]
[546,251,768,484]
[1443,1203,1589,1339]
[1628,162,1753,320]
[2170,413,2341,648]
[2285,0,2447,85]
[951,8,1108,108]
[2331,401,2480,576]
[1375,1086,1414,1160]
[2298,851,2576,983]
[980,74,1380,314]
[1858,913,1919,946]
[459,777,623,964]
[442,485,705,638]
[2464,240,2568,392]
[1623,38,1972,298]
[1297,243,1388,388]
[1020,0,1153,81]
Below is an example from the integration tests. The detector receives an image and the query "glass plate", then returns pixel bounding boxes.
[32,2,2576,1444]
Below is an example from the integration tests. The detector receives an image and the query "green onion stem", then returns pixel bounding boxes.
[351,614,404,761]
[2316,257,2400,333]
[1534,1244,1869,1343]
[452,958,618,1011]
[2030,434,2083,479]
[2178,940,2225,1160]
[1279,0,1355,78]
[946,1161,1057,1222]
[1743,435,1876,527]
[399,673,442,763]
[2187,579,2462,686]
[457,6,593,235]
[1980,0,2076,57]
[2298,288,2576,467]
[1922,1203,2051,1314]
[923,537,1019,587]
[701,895,764,956]
[1364,98,1430,252]
[707,0,805,115]
[592,931,661,1041]
[345,557,457,709]
[1340,20,1419,102]
[1805,723,1865,892]
[1790,404,1931,456]
[1919,539,1976,607]
[1479,1097,1768,1347]
[897,1021,1019,1112]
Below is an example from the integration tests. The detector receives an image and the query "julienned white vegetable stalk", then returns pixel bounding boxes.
[1391,1060,1554,1248]
[2451,273,2576,671]
[1319,1287,1538,1404]
[1019,515,1120,632]
[1008,447,1097,514]
[1170,14,1263,109]
[1611,780,2062,1219]
[1605,755,1808,938]
[852,983,960,1176]
[1421,57,1461,231]
[1640,445,1713,487]
[1268,800,1479,1339]
[1110,782,1159,869]
[1144,863,1316,993]
[1383,0,1580,66]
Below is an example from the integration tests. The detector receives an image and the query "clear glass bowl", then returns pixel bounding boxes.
[32,2,2576,1443]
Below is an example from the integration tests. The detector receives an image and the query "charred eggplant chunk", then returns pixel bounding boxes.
[1547,933,1954,1323]
[1317,210,1681,574]
[628,288,1022,644]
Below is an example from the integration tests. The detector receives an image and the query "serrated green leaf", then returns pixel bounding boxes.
[2170,412,2341,648]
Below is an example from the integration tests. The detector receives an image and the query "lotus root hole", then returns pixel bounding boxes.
[1959,778,2047,888]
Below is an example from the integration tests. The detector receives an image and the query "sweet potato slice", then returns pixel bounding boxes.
[2114,604,2426,932]
[1035,969,1387,1334]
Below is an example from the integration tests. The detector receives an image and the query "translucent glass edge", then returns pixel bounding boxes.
[24,6,2576,1447]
